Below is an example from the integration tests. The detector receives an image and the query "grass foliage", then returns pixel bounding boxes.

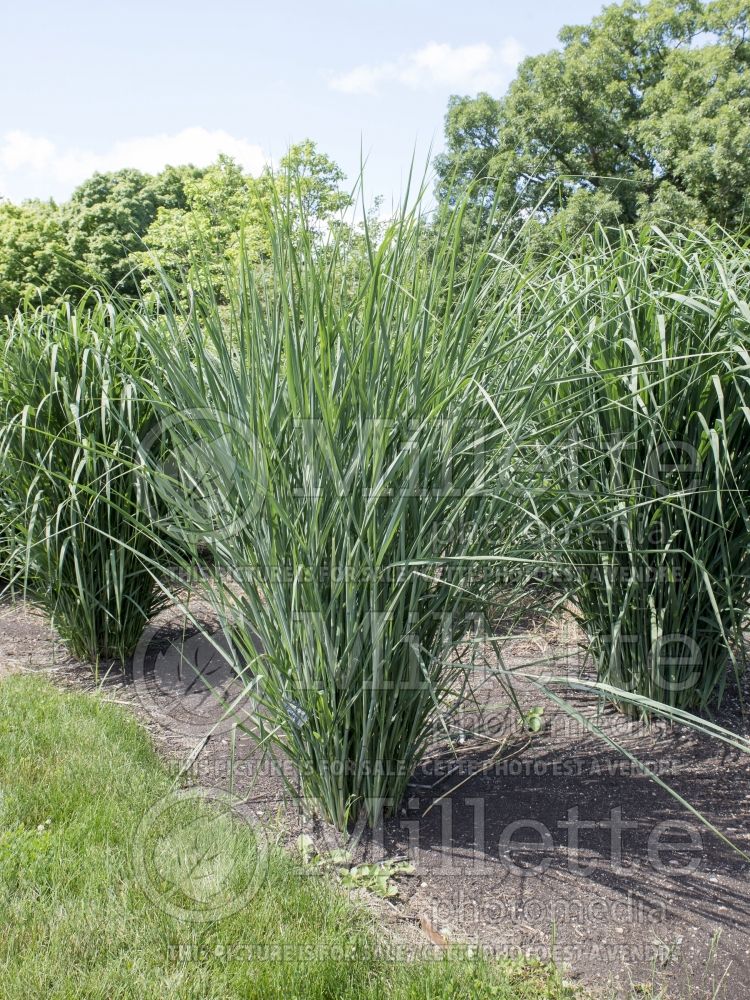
[131,196,557,828]
[0,298,164,663]
[536,229,750,714]
[1,189,749,828]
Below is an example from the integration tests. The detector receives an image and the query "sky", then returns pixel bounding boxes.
[1,0,607,207]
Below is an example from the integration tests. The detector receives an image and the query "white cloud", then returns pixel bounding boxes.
[329,39,524,96]
[0,127,267,202]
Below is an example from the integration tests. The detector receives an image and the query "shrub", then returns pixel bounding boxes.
[0,297,165,664]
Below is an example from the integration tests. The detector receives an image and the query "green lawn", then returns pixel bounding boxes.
[0,674,576,1000]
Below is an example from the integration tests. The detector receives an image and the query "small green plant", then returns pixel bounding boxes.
[340,860,416,899]
[296,836,415,898]
[296,834,351,867]
[522,706,545,734]
[0,818,54,887]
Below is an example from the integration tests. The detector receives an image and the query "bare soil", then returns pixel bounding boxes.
[2,592,749,999]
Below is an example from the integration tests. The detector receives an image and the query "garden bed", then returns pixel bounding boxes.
[1,669,578,1000]
[2,593,749,998]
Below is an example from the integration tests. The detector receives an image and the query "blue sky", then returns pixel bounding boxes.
[1,0,606,205]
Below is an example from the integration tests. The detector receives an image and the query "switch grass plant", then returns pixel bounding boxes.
[0,297,165,664]
[129,191,563,830]
[538,227,750,715]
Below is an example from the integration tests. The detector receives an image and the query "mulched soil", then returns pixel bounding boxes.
[2,591,749,999]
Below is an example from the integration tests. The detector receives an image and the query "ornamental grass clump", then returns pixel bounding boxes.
[541,228,750,715]
[132,193,557,829]
[0,297,165,664]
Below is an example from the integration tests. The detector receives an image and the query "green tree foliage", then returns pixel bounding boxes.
[0,201,75,315]
[0,142,350,315]
[436,0,750,238]
[132,156,268,297]
[62,165,201,295]
[276,139,350,222]
[0,166,204,315]
[135,141,350,301]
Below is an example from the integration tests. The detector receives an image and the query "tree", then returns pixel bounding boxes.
[134,155,273,302]
[0,201,75,316]
[274,140,350,224]
[136,143,350,300]
[436,0,750,236]
[0,143,349,314]
[62,166,201,295]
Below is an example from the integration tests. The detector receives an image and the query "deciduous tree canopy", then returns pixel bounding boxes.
[435,0,750,239]
[0,141,349,315]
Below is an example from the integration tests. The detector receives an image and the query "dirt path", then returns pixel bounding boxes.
[2,593,749,999]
